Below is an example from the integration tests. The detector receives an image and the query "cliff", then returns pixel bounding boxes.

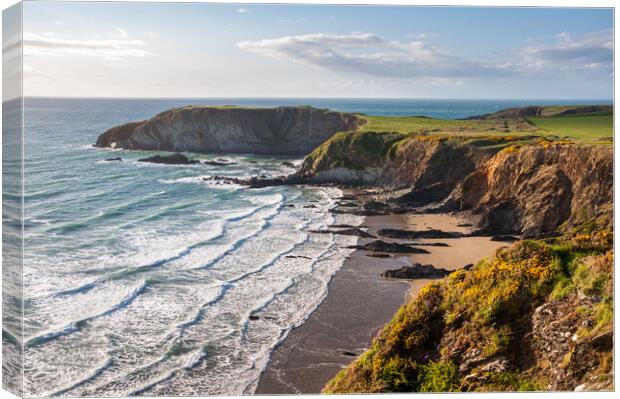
[95,106,361,155]
[301,117,613,392]
[324,230,613,392]
[448,144,613,237]
[298,133,612,238]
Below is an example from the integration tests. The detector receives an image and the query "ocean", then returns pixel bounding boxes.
[10,97,608,396]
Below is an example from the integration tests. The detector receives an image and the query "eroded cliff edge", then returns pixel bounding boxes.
[298,132,612,238]
[95,106,361,155]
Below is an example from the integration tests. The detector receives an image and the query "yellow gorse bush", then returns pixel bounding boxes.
[443,241,555,325]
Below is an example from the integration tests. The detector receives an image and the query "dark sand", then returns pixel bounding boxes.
[255,212,509,394]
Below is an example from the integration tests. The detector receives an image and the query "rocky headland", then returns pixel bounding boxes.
[95,106,361,155]
[97,104,613,392]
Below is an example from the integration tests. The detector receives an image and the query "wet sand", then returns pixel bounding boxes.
[255,212,509,394]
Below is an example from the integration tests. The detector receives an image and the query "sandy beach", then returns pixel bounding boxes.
[255,211,509,394]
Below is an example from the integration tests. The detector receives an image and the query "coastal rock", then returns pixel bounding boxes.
[490,235,519,242]
[309,227,376,238]
[203,159,237,166]
[381,263,451,279]
[377,228,462,239]
[202,174,303,188]
[365,253,392,258]
[96,106,361,156]
[449,145,613,237]
[297,126,612,237]
[347,240,430,254]
[138,153,199,165]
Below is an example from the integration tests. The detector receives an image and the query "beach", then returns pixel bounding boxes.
[256,210,509,394]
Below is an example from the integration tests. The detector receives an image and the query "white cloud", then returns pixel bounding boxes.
[23,32,156,61]
[53,21,63,26]
[141,31,159,39]
[115,27,128,38]
[237,32,506,79]
[237,8,249,13]
[237,30,613,80]
[517,29,613,74]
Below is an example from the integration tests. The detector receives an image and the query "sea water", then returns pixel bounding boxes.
[12,97,605,396]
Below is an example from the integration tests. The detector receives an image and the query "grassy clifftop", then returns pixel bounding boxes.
[324,226,613,393]
[355,105,612,143]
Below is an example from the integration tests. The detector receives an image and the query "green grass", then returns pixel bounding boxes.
[358,112,612,144]
[526,115,613,141]
[358,115,530,135]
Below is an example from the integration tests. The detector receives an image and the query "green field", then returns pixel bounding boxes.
[359,115,536,135]
[357,109,613,144]
[527,115,613,141]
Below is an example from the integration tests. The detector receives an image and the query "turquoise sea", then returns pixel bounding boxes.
[4,97,608,396]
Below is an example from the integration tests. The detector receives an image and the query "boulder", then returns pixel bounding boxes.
[380,263,451,279]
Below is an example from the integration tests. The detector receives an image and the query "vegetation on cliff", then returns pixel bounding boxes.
[300,131,405,173]
[324,225,613,393]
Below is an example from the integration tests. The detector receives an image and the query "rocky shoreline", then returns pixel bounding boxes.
[94,104,613,393]
[255,189,510,393]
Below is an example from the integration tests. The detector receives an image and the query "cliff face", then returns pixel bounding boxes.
[298,133,612,237]
[448,145,613,237]
[95,106,361,155]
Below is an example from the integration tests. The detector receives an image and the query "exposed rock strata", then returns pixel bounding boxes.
[96,106,361,155]
[298,134,612,237]
[447,145,613,237]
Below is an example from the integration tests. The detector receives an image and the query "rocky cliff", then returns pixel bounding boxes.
[298,133,612,237]
[324,231,613,393]
[448,144,613,237]
[95,106,361,155]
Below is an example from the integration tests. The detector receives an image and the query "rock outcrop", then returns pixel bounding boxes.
[96,106,361,155]
[297,132,612,237]
[347,240,430,254]
[138,153,199,165]
[381,263,452,279]
[447,144,613,237]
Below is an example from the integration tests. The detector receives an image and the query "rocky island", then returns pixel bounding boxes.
[97,104,613,393]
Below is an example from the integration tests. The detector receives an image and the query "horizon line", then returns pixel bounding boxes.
[11,95,615,102]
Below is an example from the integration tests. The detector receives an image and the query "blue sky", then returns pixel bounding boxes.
[19,2,614,99]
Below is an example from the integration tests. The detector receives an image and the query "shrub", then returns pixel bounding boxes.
[419,361,460,392]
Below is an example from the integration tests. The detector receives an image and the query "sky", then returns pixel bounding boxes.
[12,2,615,99]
